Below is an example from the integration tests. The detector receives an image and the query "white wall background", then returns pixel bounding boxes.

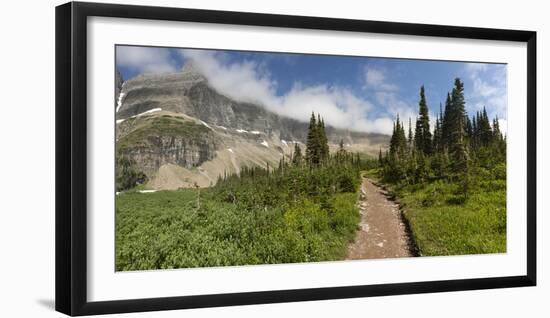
[0,0,546,317]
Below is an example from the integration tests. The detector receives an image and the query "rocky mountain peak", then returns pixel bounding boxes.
[180,61,206,82]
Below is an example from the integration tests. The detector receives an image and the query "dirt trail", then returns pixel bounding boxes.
[347,177,414,260]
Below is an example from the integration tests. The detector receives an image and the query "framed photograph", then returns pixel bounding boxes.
[55,1,536,316]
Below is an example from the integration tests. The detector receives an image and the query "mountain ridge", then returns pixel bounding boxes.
[115,64,389,190]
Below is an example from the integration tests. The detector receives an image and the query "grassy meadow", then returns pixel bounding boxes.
[116,151,363,271]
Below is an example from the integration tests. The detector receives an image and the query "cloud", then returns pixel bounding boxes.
[363,65,420,130]
[464,63,507,132]
[375,90,434,134]
[116,46,177,74]
[465,63,488,73]
[365,69,385,86]
[363,66,399,92]
[364,64,418,128]
[182,49,276,106]
[180,49,398,134]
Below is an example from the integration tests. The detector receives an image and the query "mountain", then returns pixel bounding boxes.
[115,70,123,109]
[115,63,389,190]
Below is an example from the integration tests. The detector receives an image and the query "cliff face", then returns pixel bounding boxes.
[122,135,217,174]
[117,115,218,174]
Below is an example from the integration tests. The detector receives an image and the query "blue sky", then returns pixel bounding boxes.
[116,45,507,135]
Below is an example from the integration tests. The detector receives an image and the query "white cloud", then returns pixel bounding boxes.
[180,49,398,134]
[366,69,385,86]
[465,63,488,73]
[182,49,276,106]
[362,65,421,133]
[116,46,177,75]
[472,76,500,97]
[363,66,399,91]
[464,63,507,133]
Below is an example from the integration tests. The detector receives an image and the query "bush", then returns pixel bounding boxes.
[337,174,356,193]
[116,153,147,191]
[284,199,329,234]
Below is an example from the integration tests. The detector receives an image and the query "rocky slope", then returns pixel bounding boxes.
[115,70,123,109]
[115,63,389,190]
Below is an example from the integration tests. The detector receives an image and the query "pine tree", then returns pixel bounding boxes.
[379,77,506,200]
[414,117,422,153]
[433,117,441,152]
[414,85,433,155]
[493,116,502,142]
[449,78,468,177]
[292,142,302,166]
[389,114,407,160]
[389,116,398,157]
[471,114,478,149]
[478,107,493,146]
[317,116,330,162]
[441,92,453,151]
[397,119,407,159]
[408,117,413,149]
[432,103,443,152]
[305,112,320,165]
[465,115,473,140]
[491,116,506,158]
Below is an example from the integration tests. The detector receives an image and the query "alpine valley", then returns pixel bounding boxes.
[115,63,389,190]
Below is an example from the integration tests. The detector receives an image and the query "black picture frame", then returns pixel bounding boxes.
[55,1,537,316]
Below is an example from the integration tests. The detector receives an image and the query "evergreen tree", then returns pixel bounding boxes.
[389,118,398,156]
[449,78,468,177]
[465,115,473,140]
[379,77,506,200]
[414,121,422,153]
[414,86,433,155]
[292,142,302,166]
[493,116,502,142]
[441,92,453,151]
[336,139,347,162]
[433,117,441,152]
[389,114,408,160]
[432,103,443,152]
[471,114,478,149]
[408,117,413,149]
[317,115,330,162]
[478,107,493,146]
[305,112,320,165]
[491,116,506,157]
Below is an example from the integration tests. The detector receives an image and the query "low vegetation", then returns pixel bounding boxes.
[117,115,212,151]
[115,151,147,192]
